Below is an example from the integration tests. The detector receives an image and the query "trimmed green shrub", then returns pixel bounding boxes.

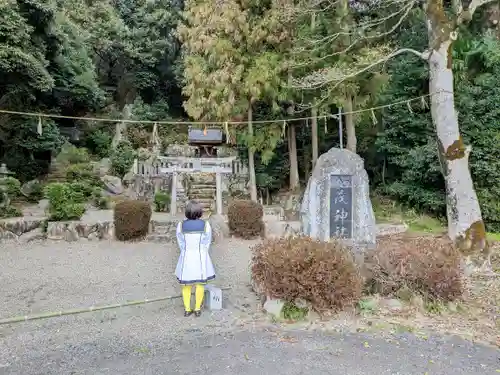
[68,181,93,201]
[56,143,90,165]
[251,236,363,312]
[44,183,86,221]
[66,163,101,186]
[154,191,170,212]
[364,234,464,301]
[114,199,152,241]
[228,199,264,239]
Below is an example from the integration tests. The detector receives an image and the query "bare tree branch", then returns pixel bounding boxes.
[292,0,416,68]
[469,0,497,14]
[296,0,415,50]
[457,0,498,24]
[291,47,429,90]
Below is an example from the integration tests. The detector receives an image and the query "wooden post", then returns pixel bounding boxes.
[338,107,343,149]
[311,107,318,168]
[215,171,223,215]
[171,167,177,215]
[247,104,258,201]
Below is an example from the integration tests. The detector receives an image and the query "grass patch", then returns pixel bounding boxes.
[372,195,500,239]
[372,195,444,234]
[487,232,500,242]
[282,302,308,321]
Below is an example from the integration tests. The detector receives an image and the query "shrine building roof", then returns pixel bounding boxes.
[188,128,224,145]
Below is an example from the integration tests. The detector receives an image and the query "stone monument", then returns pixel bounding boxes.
[300,148,376,263]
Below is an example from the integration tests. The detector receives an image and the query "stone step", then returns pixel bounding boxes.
[196,199,214,205]
[194,199,215,209]
[189,193,215,200]
[190,187,216,195]
[190,184,216,190]
[191,174,216,183]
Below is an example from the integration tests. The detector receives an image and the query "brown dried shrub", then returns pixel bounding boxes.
[365,234,464,301]
[227,199,264,239]
[114,199,152,241]
[251,236,363,312]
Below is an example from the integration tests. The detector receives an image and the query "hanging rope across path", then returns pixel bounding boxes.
[0,287,231,326]
[0,92,438,126]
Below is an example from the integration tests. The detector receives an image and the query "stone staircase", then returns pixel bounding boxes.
[45,160,67,183]
[188,173,216,212]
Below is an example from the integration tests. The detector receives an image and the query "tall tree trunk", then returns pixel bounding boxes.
[344,95,356,153]
[311,106,318,168]
[310,13,319,169]
[288,123,299,190]
[247,104,258,201]
[427,3,486,250]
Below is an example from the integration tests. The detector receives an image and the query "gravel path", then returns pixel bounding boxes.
[1,238,499,374]
[0,238,259,317]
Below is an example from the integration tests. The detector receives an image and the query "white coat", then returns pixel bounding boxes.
[175,219,215,284]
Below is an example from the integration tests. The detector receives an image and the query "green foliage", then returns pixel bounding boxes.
[179,0,292,165]
[110,140,136,178]
[282,302,308,321]
[44,182,86,221]
[1,0,500,235]
[91,187,109,209]
[290,0,390,112]
[56,143,91,165]
[154,191,171,212]
[84,128,113,158]
[2,118,66,181]
[114,199,152,241]
[370,22,500,231]
[64,160,102,201]
[127,98,186,149]
[0,175,23,219]
[68,181,93,201]
[66,163,100,185]
[0,0,183,182]
[0,177,21,198]
[0,206,22,219]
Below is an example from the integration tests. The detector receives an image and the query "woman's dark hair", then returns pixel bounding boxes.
[185,200,203,220]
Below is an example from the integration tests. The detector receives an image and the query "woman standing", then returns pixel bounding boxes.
[175,200,215,317]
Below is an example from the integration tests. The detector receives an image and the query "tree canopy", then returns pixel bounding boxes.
[0,0,499,232]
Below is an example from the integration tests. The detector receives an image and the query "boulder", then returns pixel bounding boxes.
[20,179,42,200]
[95,158,111,176]
[101,175,124,195]
[300,147,376,264]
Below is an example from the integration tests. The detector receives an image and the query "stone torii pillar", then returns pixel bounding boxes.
[170,164,177,215]
[215,170,222,215]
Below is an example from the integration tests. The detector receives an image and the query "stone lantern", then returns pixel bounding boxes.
[0,163,13,179]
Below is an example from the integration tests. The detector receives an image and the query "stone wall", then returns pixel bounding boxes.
[0,217,179,243]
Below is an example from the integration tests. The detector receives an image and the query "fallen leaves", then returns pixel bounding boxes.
[279,335,298,343]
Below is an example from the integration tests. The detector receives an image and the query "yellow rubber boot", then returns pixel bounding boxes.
[181,285,192,315]
[194,284,205,315]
